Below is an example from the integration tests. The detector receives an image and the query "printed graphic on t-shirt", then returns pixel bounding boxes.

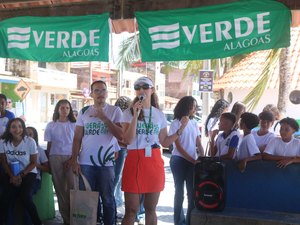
[5,150,26,156]
[84,121,108,135]
[90,144,115,166]
[136,121,160,135]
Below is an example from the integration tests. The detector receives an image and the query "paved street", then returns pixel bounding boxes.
[44,151,187,225]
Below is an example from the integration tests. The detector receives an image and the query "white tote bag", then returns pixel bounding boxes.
[70,173,99,225]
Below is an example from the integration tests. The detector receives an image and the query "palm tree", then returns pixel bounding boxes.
[277,47,291,115]
[242,47,291,114]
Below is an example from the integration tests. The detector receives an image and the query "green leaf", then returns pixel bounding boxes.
[243,49,281,111]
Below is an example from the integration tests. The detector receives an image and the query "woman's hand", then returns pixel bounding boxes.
[132,101,143,117]
[179,116,189,130]
[65,158,81,175]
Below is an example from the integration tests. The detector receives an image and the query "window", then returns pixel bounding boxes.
[38,62,46,68]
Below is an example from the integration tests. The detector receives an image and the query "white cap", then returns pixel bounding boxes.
[134,77,153,87]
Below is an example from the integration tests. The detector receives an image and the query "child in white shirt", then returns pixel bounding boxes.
[263,117,300,168]
[252,111,276,152]
[210,112,239,160]
[237,112,262,172]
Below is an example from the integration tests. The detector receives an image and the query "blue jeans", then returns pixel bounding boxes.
[114,148,127,207]
[80,165,116,225]
[170,155,195,225]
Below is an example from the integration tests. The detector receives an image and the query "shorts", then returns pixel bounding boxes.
[122,148,165,193]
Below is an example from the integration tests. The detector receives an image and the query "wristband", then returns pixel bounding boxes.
[176,129,182,136]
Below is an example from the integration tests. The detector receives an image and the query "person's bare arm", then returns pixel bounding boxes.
[65,126,84,174]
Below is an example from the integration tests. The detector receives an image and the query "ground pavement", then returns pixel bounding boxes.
[44,151,187,225]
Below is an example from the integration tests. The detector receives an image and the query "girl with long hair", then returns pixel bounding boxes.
[44,99,76,225]
[169,96,204,225]
[0,118,42,225]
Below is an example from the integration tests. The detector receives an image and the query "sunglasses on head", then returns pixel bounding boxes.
[134,84,152,91]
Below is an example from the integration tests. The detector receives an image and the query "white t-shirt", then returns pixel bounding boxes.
[122,106,167,149]
[0,110,15,136]
[77,104,122,166]
[251,130,276,149]
[36,146,48,180]
[0,136,38,173]
[236,133,260,160]
[169,119,200,160]
[215,130,240,157]
[44,121,76,156]
[264,137,300,156]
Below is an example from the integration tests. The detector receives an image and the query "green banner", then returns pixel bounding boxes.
[136,0,291,61]
[0,14,109,62]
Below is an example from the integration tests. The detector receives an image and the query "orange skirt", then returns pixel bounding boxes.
[122,148,165,193]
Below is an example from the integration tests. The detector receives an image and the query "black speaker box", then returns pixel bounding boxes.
[194,157,225,211]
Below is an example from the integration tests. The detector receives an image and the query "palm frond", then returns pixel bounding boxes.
[243,49,281,111]
[116,33,140,71]
[183,60,204,80]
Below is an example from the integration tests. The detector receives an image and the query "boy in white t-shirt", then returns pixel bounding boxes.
[237,112,262,172]
[263,117,300,168]
[210,112,239,160]
[252,111,276,153]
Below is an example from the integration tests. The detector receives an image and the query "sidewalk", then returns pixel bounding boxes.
[44,151,183,225]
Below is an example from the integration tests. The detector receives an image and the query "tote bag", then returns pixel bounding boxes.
[70,172,99,225]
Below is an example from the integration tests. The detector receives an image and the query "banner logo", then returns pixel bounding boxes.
[8,27,31,49]
[149,23,180,50]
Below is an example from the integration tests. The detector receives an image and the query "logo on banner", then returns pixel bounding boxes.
[8,27,31,49]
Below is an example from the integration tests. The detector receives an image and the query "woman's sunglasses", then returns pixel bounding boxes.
[134,84,152,91]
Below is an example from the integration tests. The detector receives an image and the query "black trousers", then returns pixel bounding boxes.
[2,172,41,225]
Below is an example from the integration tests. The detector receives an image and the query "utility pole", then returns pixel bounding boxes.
[201,60,211,152]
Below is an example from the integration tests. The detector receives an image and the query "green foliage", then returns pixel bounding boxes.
[116,33,141,71]
[243,49,281,111]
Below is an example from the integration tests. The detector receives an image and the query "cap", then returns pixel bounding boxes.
[134,77,153,87]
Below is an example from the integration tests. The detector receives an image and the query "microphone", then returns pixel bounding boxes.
[138,93,146,102]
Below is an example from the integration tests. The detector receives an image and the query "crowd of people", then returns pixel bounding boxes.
[0,78,300,225]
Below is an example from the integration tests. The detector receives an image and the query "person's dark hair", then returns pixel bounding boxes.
[91,80,107,91]
[231,101,246,129]
[204,99,230,136]
[263,104,281,120]
[26,126,39,146]
[2,118,26,143]
[0,94,7,102]
[220,112,236,127]
[279,117,299,131]
[258,111,274,122]
[174,96,197,120]
[115,96,132,112]
[240,112,259,130]
[52,99,76,123]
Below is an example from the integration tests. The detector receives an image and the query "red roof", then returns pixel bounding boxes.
[214,27,300,90]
